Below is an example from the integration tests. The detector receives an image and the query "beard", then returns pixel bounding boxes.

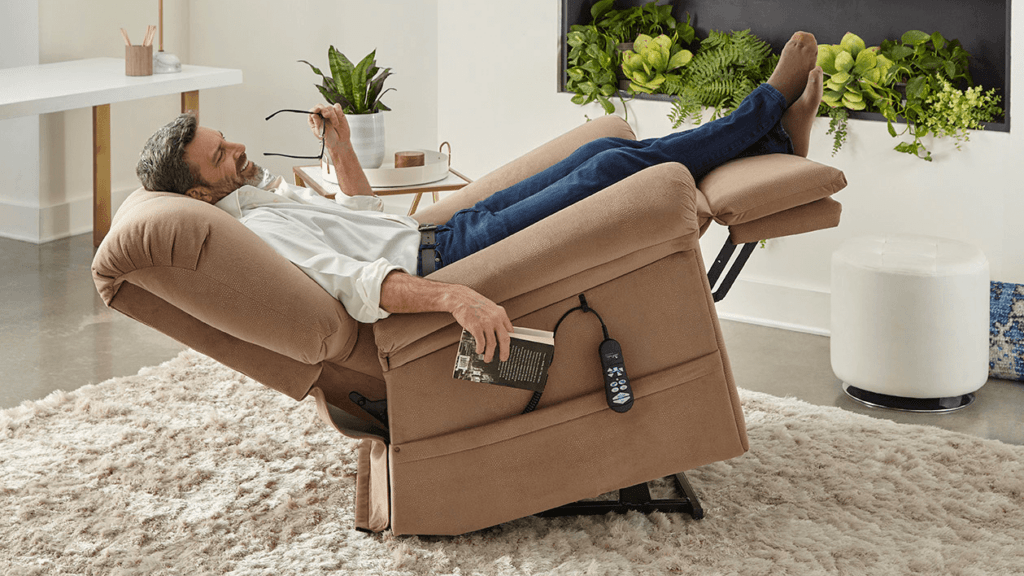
[243,161,274,190]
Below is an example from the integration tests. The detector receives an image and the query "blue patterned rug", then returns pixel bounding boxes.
[990,281,1024,381]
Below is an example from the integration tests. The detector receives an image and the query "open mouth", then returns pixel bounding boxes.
[238,154,250,175]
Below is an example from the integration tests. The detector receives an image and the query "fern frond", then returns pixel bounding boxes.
[669,94,703,127]
[671,28,777,121]
[662,76,687,96]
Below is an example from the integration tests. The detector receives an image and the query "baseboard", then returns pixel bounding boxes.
[0,187,137,244]
[0,201,41,243]
[714,276,832,337]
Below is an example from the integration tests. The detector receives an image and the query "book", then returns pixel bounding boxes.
[452,327,555,392]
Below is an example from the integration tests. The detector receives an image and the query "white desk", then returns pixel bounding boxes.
[0,58,242,245]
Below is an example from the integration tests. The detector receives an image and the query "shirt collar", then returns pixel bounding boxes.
[214,185,289,219]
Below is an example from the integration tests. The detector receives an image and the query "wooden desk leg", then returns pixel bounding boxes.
[92,104,111,248]
[181,90,199,120]
[295,174,305,186]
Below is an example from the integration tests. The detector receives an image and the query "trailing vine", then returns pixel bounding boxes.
[825,107,849,156]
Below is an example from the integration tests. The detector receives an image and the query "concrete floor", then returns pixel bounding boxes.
[2,233,1022,445]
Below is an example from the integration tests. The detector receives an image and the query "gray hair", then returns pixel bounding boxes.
[136,113,200,194]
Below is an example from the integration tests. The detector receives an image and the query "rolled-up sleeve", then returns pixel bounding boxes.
[243,211,401,323]
[276,180,384,212]
[334,193,384,212]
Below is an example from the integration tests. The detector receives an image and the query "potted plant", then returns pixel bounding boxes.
[565,0,687,115]
[877,30,1002,160]
[817,31,1003,161]
[816,32,897,155]
[301,46,393,180]
[621,33,693,95]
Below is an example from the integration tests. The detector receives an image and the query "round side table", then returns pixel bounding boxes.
[830,234,990,413]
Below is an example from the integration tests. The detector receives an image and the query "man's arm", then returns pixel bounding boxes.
[309,103,375,198]
[379,270,514,363]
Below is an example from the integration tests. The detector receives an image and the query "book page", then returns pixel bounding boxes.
[510,327,555,345]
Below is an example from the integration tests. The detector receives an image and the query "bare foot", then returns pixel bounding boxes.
[781,67,823,157]
[767,32,819,106]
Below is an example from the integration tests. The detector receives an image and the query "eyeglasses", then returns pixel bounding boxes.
[262,109,326,160]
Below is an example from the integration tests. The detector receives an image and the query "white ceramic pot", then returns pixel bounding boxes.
[321,111,386,183]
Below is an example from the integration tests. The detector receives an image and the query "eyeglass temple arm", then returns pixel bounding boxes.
[262,109,327,159]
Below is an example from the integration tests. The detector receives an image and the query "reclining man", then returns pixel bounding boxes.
[135,32,823,366]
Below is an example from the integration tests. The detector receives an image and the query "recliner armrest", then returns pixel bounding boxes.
[373,162,701,369]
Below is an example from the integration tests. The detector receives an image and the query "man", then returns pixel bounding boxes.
[135,32,822,366]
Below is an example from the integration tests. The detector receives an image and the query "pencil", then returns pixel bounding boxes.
[120,28,131,47]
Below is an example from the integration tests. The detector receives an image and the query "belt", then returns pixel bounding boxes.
[418,224,441,276]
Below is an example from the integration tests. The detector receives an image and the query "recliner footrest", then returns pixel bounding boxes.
[728,196,843,244]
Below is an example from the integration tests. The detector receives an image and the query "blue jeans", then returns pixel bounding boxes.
[430,83,793,269]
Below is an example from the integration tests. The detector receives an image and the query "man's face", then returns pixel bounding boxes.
[182,126,261,203]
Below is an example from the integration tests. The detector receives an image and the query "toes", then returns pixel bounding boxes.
[793,31,817,43]
[809,67,823,87]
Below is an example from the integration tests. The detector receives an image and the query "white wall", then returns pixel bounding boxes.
[30,0,190,243]
[438,0,1024,335]
[10,0,437,243]
[0,0,40,242]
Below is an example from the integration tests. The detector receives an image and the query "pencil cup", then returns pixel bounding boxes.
[125,45,153,76]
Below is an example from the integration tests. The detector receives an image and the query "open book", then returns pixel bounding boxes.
[452,327,555,392]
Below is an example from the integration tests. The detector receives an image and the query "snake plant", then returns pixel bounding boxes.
[300,46,393,114]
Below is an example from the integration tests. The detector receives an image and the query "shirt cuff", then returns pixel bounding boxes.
[335,193,383,212]
[346,260,404,323]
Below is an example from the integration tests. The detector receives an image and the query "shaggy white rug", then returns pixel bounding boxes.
[2,350,1023,576]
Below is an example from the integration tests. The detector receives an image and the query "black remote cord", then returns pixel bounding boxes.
[521,294,633,414]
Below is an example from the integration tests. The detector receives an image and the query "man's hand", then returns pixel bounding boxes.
[307,103,374,197]
[379,271,514,363]
[449,286,515,363]
[308,103,350,153]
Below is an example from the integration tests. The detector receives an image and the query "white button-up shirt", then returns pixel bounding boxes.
[214,177,421,323]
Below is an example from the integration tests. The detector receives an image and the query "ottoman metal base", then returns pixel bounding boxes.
[843,384,975,413]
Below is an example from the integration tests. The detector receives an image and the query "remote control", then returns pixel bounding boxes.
[599,338,633,413]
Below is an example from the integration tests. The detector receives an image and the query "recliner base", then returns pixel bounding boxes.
[535,471,704,520]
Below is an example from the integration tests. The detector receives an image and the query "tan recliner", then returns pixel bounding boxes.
[93,115,846,536]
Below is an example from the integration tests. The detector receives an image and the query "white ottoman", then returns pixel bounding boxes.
[831,234,990,412]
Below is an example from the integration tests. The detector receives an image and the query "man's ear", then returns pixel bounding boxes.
[185,185,213,203]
